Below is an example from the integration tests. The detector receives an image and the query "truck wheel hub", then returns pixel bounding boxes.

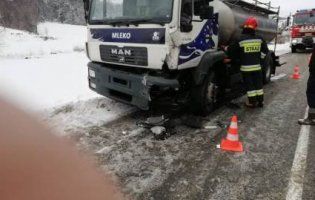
[207,82,217,104]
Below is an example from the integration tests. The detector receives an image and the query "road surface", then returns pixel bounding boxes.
[57,52,314,200]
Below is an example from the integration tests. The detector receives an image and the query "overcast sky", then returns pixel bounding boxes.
[270,0,315,16]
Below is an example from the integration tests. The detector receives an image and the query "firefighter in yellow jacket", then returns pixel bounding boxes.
[227,17,269,108]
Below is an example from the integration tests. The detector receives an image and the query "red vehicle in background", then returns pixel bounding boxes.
[291,9,315,53]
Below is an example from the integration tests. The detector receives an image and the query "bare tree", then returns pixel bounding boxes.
[0,12,5,33]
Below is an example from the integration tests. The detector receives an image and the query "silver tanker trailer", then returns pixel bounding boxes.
[83,0,281,115]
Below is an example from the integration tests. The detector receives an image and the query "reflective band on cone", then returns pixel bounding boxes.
[227,133,239,141]
[230,121,238,129]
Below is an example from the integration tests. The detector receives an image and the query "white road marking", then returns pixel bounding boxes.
[205,126,218,130]
[271,73,287,81]
[286,107,311,200]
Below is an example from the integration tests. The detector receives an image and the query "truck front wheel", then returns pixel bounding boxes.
[191,71,219,116]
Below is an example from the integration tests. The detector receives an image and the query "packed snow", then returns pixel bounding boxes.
[0,23,134,132]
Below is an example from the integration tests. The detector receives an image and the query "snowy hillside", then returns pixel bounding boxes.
[0,23,86,58]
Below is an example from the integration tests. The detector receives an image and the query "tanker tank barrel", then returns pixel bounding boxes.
[214,0,279,45]
[223,0,280,15]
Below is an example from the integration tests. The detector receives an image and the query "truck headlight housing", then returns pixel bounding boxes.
[292,39,298,44]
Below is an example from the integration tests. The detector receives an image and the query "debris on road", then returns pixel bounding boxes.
[136,115,173,140]
[146,116,166,125]
[150,126,168,140]
[150,126,166,135]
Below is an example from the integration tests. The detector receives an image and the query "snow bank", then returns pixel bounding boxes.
[268,42,291,56]
[0,22,86,58]
[44,98,135,136]
[0,52,135,133]
[0,53,97,111]
[0,23,134,136]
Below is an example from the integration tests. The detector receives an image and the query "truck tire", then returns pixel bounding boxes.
[191,71,219,116]
[291,46,297,53]
[263,56,273,84]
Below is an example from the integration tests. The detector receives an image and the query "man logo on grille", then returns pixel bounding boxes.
[111,48,132,56]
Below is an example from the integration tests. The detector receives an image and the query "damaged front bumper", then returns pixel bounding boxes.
[88,62,179,110]
[291,37,315,48]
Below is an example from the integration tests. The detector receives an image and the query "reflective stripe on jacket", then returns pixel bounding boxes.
[227,30,269,72]
[241,64,262,72]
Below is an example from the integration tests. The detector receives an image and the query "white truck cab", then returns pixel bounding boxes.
[83,0,280,115]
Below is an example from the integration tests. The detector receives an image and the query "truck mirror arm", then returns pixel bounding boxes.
[83,0,90,21]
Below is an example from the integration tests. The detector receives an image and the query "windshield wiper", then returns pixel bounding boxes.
[90,18,166,26]
[108,21,131,26]
[128,19,166,26]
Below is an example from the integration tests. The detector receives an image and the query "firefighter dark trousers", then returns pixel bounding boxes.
[307,73,315,115]
[242,70,264,105]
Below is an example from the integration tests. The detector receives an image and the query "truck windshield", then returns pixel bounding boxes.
[293,12,315,25]
[89,0,173,24]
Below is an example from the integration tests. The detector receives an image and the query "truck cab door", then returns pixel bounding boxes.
[178,0,218,69]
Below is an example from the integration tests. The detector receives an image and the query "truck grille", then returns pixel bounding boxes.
[100,45,148,66]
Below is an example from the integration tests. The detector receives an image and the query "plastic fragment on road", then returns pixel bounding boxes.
[205,126,218,130]
[150,126,166,136]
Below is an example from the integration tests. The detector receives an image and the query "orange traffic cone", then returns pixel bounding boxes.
[220,115,243,152]
[291,65,301,80]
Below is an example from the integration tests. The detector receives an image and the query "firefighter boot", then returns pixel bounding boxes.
[298,113,315,126]
[245,98,256,108]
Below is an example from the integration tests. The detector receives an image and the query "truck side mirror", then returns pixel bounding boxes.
[200,6,213,20]
[83,0,89,21]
